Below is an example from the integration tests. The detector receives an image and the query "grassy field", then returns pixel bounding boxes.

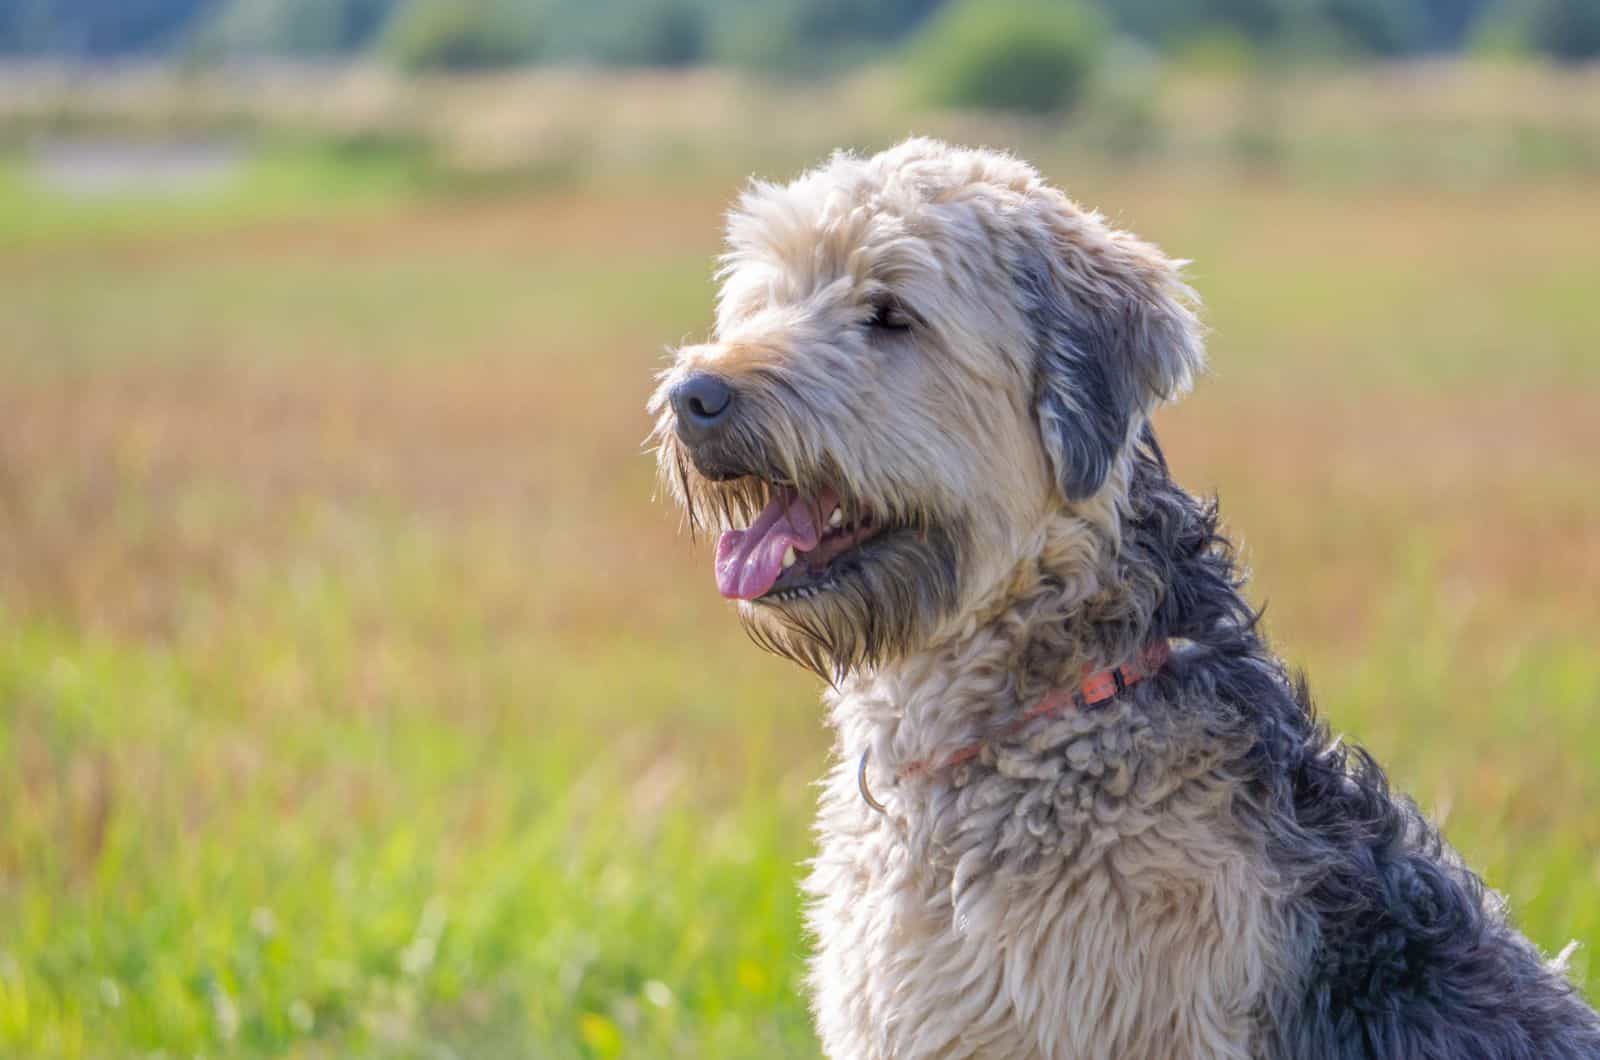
[1,90,1599,1056]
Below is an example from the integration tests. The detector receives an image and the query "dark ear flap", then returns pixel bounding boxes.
[1019,240,1204,501]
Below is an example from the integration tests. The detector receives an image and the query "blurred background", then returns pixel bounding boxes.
[1,0,1598,1055]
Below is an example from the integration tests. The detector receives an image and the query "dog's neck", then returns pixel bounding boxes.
[828,438,1231,785]
[829,507,1142,782]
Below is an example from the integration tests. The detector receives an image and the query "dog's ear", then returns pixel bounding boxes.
[1019,227,1204,502]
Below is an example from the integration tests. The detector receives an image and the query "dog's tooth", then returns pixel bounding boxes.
[783,546,797,569]
[829,508,843,528]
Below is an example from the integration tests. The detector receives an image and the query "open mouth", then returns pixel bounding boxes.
[714,484,885,602]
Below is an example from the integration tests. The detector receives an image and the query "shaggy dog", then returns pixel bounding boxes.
[648,139,1600,1059]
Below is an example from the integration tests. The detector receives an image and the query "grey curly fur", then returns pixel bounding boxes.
[1125,430,1600,1058]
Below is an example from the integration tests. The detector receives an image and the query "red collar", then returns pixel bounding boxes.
[894,640,1172,785]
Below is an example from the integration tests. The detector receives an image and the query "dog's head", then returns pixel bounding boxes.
[650,139,1204,676]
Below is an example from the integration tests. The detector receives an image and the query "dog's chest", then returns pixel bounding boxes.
[805,689,1288,1060]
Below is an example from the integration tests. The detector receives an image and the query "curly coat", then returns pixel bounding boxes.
[650,139,1600,1059]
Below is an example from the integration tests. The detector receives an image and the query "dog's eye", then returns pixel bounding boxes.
[865,300,913,333]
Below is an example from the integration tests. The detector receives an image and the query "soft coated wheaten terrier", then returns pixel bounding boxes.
[649,138,1600,1059]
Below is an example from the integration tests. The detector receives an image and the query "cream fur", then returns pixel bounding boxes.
[808,642,1297,1059]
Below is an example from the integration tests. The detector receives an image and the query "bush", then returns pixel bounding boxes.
[1317,0,1426,55]
[542,0,708,67]
[1108,0,1287,48]
[714,0,944,75]
[1529,0,1600,62]
[911,0,1106,115]
[380,0,538,72]
[617,0,708,67]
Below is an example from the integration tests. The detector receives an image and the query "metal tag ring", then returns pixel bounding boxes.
[858,748,887,814]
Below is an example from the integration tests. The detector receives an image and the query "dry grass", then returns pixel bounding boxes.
[5,59,1599,181]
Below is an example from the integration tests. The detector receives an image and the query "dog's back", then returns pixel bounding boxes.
[1135,450,1600,1058]
[1267,695,1599,1058]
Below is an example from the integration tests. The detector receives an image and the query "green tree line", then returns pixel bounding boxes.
[0,0,1594,73]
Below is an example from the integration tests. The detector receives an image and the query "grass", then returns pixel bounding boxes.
[0,137,449,249]
[1,93,1598,1056]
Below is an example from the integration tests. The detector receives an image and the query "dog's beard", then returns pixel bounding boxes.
[652,404,967,676]
[738,521,964,679]
[653,424,786,538]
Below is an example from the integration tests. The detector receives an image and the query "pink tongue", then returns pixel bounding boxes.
[715,490,828,600]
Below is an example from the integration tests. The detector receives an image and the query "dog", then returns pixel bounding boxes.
[648,138,1600,1059]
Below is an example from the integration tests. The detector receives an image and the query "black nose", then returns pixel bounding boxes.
[670,373,735,442]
